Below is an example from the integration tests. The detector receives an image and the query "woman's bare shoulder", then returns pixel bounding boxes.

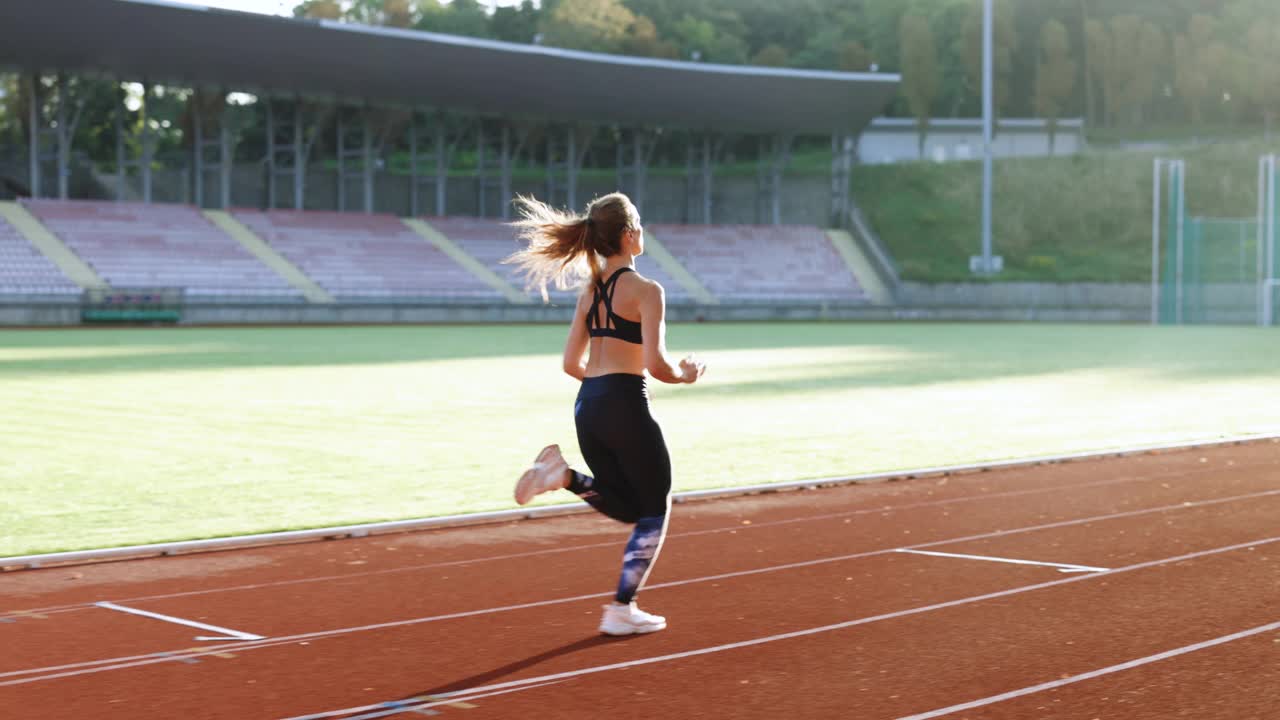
[626,270,665,298]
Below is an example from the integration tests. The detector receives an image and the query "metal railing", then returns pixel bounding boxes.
[845,201,901,300]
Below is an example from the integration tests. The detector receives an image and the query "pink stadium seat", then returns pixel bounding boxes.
[423,216,691,303]
[0,212,80,295]
[232,210,500,301]
[649,224,866,302]
[21,200,299,300]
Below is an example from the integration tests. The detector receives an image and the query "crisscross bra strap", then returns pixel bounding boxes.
[587,267,643,344]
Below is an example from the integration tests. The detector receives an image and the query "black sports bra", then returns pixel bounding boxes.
[587,267,643,345]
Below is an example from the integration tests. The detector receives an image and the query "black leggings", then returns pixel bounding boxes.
[568,373,672,604]
[569,374,672,523]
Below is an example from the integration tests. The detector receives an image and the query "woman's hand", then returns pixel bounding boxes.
[679,354,707,384]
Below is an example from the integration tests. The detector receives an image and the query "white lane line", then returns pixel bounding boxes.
[896,618,1280,719]
[5,486,1280,683]
[94,602,265,642]
[893,549,1109,573]
[2,461,1241,621]
[282,681,565,720]
[10,533,1278,691]
[296,535,1280,706]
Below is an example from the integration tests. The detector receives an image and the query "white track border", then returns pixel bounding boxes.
[4,433,1277,572]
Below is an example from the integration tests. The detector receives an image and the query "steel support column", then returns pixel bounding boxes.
[435,124,446,215]
[293,105,305,211]
[410,114,458,216]
[499,126,512,218]
[27,73,40,198]
[476,123,522,218]
[757,133,793,226]
[140,83,153,203]
[114,102,126,202]
[55,73,70,200]
[362,112,374,214]
[829,133,854,226]
[266,98,308,210]
[193,104,205,206]
[617,129,656,214]
[566,129,578,210]
[220,104,232,209]
[337,107,375,213]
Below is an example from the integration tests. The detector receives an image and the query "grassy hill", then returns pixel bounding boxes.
[852,140,1272,283]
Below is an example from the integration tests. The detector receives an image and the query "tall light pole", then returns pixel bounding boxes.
[980,0,996,274]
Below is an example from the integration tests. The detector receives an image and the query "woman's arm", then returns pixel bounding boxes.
[641,282,703,384]
[562,290,591,381]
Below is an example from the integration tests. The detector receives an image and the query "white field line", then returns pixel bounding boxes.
[283,681,565,720]
[896,618,1280,719]
[5,432,1276,572]
[94,602,265,642]
[267,535,1280,715]
[4,487,1280,686]
[0,461,1246,620]
[893,549,1109,573]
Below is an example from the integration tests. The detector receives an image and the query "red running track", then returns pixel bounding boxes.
[2,440,1278,719]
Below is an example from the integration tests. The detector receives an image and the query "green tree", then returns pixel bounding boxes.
[491,1,540,44]
[1174,14,1217,125]
[293,0,342,20]
[1034,19,1076,154]
[417,0,490,38]
[838,41,874,72]
[751,43,789,67]
[1130,21,1169,126]
[620,15,679,59]
[347,0,416,27]
[669,14,748,64]
[1083,17,1110,126]
[899,12,940,159]
[1244,21,1280,136]
[540,0,637,54]
[1101,15,1139,127]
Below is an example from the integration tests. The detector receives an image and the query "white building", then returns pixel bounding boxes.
[858,117,1086,165]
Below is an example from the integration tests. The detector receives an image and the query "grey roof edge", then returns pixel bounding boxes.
[316,18,902,84]
[121,0,901,85]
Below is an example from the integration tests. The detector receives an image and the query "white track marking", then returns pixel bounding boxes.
[1,462,1251,621]
[94,602,265,642]
[5,533,1278,689]
[5,487,1280,683]
[896,618,1280,719]
[276,535,1280,705]
[283,681,564,720]
[893,549,1109,573]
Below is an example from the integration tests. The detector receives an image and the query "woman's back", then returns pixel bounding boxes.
[582,267,650,378]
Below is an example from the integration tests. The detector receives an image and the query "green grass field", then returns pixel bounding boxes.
[3,322,1279,557]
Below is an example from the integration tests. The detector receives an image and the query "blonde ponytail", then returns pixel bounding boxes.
[505,193,639,302]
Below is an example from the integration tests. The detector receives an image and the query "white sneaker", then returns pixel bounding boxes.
[514,444,569,505]
[598,602,666,636]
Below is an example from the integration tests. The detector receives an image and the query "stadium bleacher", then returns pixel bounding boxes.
[9,200,868,306]
[651,224,866,302]
[22,200,300,300]
[0,210,79,296]
[233,210,501,302]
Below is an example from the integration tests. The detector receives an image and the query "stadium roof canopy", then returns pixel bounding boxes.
[0,0,900,135]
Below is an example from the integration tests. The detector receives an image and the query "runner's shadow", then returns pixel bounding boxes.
[410,635,629,696]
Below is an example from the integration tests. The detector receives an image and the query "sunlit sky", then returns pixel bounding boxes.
[165,0,522,15]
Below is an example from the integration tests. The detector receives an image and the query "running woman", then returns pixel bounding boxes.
[507,192,706,636]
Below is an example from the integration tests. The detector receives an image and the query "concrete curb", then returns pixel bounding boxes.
[4,432,1277,572]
